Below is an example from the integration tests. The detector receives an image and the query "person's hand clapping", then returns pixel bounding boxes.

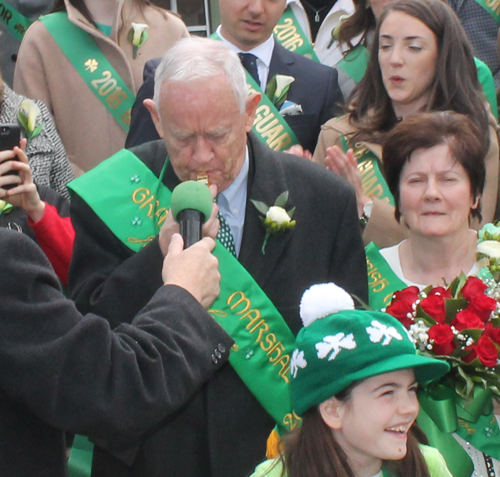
[162,234,220,308]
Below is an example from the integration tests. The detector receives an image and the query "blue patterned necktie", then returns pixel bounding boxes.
[238,52,260,86]
[215,195,236,256]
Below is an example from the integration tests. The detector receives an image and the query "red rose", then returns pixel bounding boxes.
[420,295,446,323]
[462,277,488,301]
[428,323,456,356]
[466,294,497,322]
[393,286,420,304]
[386,301,414,329]
[474,336,498,367]
[452,309,485,331]
[484,323,500,346]
[428,287,452,299]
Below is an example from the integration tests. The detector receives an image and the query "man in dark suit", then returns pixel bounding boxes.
[125,0,343,154]
[68,37,367,477]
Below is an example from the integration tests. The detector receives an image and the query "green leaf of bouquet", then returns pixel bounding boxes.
[445,297,467,324]
[415,303,437,326]
[127,28,134,42]
[265,75,277,101]
[274,191,289,208]
[31,124,43,139]
[456,366,475,399]
[450,272,468,298]
[138,30,149,48]
[251,199,269,216]
[288,206,296,219]
[17,114,29,132]
[460,328,484,341]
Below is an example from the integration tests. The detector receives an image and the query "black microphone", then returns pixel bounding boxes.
[170,181,213,248]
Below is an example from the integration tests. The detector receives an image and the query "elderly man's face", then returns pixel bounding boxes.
[147,74,259,193]
[219,0,287,51]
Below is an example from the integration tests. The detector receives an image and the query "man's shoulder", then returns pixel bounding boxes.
[128,140,167,174]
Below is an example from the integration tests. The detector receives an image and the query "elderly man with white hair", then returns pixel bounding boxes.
[68,36,367,477]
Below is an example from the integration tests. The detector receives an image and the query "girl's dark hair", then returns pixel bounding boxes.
[280,404,431,477]
[383,111,487,222]
[346,0,489,147]
[337,0,376,52]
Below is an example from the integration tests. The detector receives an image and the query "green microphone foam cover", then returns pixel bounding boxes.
[170,180,213,224]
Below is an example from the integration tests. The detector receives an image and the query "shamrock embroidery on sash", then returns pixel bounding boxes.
[316,333,356,361]
[290,349,307,378]
[366,320,402,346]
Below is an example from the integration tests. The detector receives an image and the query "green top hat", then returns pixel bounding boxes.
[290,283,450,416]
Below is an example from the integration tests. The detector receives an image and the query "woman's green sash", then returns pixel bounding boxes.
[339,135,395,207]
[67,149,298,432]
[365,242,406,310]
[474,0,500,25]
[336,44,369,84]
[211,33,299,151]
[39,12,135,132]
[0,1,32,40]
[273,6,320,62]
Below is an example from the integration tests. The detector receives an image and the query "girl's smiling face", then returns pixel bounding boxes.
[321,369,419,476]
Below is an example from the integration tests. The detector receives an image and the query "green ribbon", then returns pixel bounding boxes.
[0,1,32,41]
[339,134,395,207]
[67,435,93,477]
[273,6,320,62]
[474,0,500,25]
[40,12,135,132]
[211,33,299,151]
[336,44,370,85]
[365,242,407,310]
[67,149,297,432]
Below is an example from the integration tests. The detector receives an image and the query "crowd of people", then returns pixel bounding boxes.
[0,0,499,476]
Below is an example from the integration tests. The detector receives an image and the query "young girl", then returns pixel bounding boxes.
[251,283,452,477]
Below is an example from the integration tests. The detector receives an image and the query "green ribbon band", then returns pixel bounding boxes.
[40,12,135,132]
[211,33,299,151]
[336,44,370,84]
[365,242,408,310]
[67,149,297,433]
[273,6,320,62]
[0,1,32,41]
[474,0,500,25]
[339,134,396,207]
[67,435,94,477]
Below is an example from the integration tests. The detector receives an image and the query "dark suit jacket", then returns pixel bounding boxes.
[68,134,367,477]
[125,42,343,153]
[0,228,231,476]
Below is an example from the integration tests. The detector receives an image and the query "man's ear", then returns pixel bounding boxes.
[143,98,164,138]
[244,92,261,133]
[319,397,346,430]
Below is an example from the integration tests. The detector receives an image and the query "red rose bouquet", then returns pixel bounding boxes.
[385,274,500,400]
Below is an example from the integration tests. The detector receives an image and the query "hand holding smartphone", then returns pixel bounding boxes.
[0,124,21,190]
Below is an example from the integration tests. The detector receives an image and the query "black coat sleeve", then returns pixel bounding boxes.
[0,228,233,442]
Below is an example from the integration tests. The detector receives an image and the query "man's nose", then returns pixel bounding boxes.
[192,136,214,164]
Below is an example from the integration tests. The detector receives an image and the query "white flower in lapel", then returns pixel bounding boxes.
[251,191,296,255]
[17,99,43,144]
[128,23,149,59]
[265,74,295,109]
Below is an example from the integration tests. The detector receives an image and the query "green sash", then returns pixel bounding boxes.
[211,33,299,151]
[365,242,406,310]
[339,134,395,206]
[336,44,369,85]
[0,1,32,40]
[68,435,94,477]
[273,6,320,62]
[40,12,134,132]
[474,0,500,25]
[67,149,298,432]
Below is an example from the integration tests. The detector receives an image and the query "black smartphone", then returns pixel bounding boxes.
[0,124,21,189]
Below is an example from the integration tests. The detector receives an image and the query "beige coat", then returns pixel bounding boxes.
[313,114,500,248]
[14,0,188,175]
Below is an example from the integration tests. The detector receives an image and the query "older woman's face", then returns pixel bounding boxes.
[378,11,438,118]
[398,144,476,238]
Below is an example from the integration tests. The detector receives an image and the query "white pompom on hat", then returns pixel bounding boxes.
[299,282,355,328]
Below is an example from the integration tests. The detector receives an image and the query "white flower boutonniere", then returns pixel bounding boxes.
[251,191,296,254]
[128,23,149,59]
[17,99,43,144]
[265,74,295,110]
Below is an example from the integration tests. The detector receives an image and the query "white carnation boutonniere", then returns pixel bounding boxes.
[251,191,296,254]
[17,99,43,144]
[265,74,295,110]
[128,23,149,59]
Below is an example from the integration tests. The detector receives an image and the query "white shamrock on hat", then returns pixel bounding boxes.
[316,333,356,361]
[290,349,307,378]
[367,320,402,346]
